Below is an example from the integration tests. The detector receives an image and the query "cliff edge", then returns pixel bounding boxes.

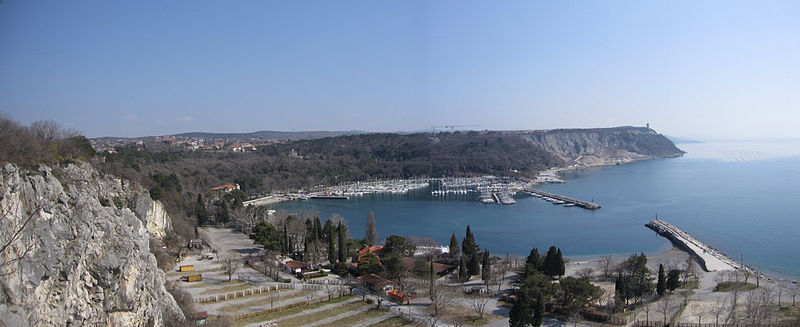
[0,163,183,326]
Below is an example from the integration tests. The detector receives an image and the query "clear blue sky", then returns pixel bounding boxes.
[1,1,799,139]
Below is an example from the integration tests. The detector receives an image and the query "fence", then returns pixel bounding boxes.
[194,284,280,303]
[635,322,800,327]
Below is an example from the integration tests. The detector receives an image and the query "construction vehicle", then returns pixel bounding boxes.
[387,289,416,303]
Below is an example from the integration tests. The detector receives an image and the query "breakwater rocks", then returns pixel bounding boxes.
[645,219,739,272]
[0,163,182,326]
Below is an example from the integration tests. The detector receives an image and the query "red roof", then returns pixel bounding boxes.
[286,260,310,270]
[357,273,389,287]
[357,245,384,261]
[210,184,236,191]
[193,311,208,320]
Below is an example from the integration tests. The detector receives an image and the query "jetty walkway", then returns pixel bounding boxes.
[645,219,740,272]
[523,188,601,209]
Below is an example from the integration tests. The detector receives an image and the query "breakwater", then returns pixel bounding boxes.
[524,188,601,209]
[645,219,740,272]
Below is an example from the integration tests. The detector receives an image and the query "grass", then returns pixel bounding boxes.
[368,316,413,327]
[217,289,308,313]
[317,308,387,327]
[235,295,356,327]
[275,300,369,327]
[714,281,758,292]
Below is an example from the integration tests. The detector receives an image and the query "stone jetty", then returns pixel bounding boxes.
[645,219,740,272]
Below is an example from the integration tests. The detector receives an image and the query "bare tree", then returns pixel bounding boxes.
[656,295,672,326]
[428,283,457,326]
[222,255,241,282]
[712,296,730,327]
[470,295,490,320]
[324,281,337,301]
[260,252,281,281]
[777,284,786,307]
[576,267,594,280]
[600,256,614,279]
[790,284,800,306]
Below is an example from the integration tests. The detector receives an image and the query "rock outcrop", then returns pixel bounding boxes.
[0,163,183,327]
[518,126,684,166]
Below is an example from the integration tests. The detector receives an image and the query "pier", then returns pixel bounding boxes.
[645,219,740,272]
[523,189,601,209]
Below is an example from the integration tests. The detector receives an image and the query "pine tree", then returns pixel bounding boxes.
[449,233,460,258]
[365,211,378,244]
[327,224,336,264]
[526,248,543,272]
[337,222,347,262]
[556,248,565,278]
[657,263,666,296]
[481,249,491,289]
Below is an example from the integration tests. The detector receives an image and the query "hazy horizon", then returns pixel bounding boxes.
[2,1,799,140]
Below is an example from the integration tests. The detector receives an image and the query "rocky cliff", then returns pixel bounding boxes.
[518,126,684,166]
[0,163,183,326]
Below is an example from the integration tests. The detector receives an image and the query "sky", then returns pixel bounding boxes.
[1,1,799,139]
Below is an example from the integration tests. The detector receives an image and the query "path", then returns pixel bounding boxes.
[241,297,362,327]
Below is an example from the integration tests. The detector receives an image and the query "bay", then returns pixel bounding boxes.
[270,140,800,280]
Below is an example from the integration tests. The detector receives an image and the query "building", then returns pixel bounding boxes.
[357,274,393,294]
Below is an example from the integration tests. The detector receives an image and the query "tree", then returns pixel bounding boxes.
[558,277,602,314]
[509,291,533,327]
[614,271,626,310]
[526,248,543,273]
[358,252,382,275]
[216,200,230,225]
[667,269,681,292]
[656,295,672,326]
[481,249,491,291]
[600,255,614,279]
[576,267,593,279]
[327,222,336,264]
[657,263,666,296]
[195,193,208,225]
[251,221,283,252]
[469,251,480,276]
[449,233,460,258]
[462,225,479,260]
[556,248,565,278]
[149,185,163,200]
[282,223,290,254]
[470,295,490,320]
[382,256,407,290]
[222,255,241,282]
[428,284,456,327]
[337,222,347,262]
[365,210,378,244]
[458,256,469,282]
[383,235,415,257]
[543,246,560,278]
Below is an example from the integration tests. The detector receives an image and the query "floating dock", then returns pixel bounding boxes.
[524,189,601,209]
[645,219,740,272]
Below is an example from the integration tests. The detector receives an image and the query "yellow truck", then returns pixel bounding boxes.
[178,265,195,272]
[181,274,202,282]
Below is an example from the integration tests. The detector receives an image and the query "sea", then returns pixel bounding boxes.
[270,140,800,280]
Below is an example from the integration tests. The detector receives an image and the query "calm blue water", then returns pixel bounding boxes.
[271,141,800,280]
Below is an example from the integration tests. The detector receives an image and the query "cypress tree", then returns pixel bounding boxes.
[195,193,207,225]
[327,224,336,264]
[657,263,666,296]
[458,256,469,282]
[543,246,559,277]
[282,223,289,254]
[509,291,531,327]
[449,233,460,258]
[469,251,480,276]
[556,248,565,278]
[365,211,378,244]
[314,217,323,240]
[429,259,435,300]
[481,249,491,288]
[462,225,476,258]
[337,222,347,262]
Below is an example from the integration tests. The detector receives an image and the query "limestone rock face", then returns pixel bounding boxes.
[0,163,183,327]
[519,127,684,166]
